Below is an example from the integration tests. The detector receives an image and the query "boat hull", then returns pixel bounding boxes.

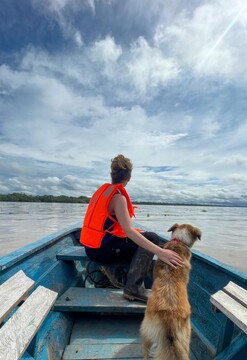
[0,222,246,359]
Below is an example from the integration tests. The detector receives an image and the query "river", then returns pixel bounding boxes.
[0,202,246,273]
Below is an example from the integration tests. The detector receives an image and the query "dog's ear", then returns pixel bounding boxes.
[168,223,179,232]
[193,227,202,240]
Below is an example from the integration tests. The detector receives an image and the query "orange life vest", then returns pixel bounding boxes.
[80,183,137,248]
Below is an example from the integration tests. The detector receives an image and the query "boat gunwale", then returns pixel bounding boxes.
[154,230,247,283]
[0,222,246,284]
[0,222,82,271]
[191,248,247,283]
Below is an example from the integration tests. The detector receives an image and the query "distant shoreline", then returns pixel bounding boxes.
[0,193,246,207]
[0,193,88,204]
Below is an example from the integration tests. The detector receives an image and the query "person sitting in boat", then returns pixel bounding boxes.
[80,154,183,302]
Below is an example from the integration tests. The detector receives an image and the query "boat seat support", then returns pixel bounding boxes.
[56,246,88,261]
[0,270,58,360]
[210,281,247,356]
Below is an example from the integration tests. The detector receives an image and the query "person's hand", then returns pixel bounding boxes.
[157,248,184,269]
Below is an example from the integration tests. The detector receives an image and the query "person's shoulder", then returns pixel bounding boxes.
[112,192,127,204]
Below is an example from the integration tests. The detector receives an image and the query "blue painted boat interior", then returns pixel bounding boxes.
[0,222,246,359]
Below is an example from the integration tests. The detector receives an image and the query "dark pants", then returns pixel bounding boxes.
[85,231,160,265]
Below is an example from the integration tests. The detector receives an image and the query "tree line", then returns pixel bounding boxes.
[0,193,186,205]
[0,193,89,203]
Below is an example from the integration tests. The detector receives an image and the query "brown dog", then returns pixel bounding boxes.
[140,223,201,360]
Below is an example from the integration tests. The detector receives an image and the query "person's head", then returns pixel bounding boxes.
[111,154,133,185]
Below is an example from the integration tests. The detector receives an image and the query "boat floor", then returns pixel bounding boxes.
[63,314,143,360]
[54,247,210,359]
[54,282,198,359]
[63,313,198,360]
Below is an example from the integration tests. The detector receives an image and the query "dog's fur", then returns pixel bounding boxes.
[140,223,201,360]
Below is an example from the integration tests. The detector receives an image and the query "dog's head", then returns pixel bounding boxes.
[168,223,201,248]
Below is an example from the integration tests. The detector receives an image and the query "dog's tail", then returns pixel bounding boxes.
[154,321,190,360]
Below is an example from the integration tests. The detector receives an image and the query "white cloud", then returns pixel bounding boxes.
[84,0,96,14]
[35,0,92,14]
[55,13,84,48]
[91,36,122,63]
[127,37,180,94]
[200,118,221,138]
[32,0,85,47]
[0,60,189,169]
[44,0,71,12]
[90,36,122,76]
[1,51,244,201]
[135,131,187,147]
[154,0,247,79]
[74,30,84,47]
[214,155,247,168]
[227,173,247,185]
[0,65,29,92]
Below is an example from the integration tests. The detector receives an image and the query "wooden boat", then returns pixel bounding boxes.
[0,222,246,360]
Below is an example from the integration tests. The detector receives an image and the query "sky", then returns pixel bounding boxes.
[0,0,247,205]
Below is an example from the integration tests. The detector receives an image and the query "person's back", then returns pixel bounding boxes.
[80,154,183,302]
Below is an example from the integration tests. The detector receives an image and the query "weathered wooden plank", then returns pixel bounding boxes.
[211,290,247,334]
[56,246,88,261]
[54,288,146,314]
[0,286,58,360]
[63,343,143,359]
[224,281,247,308]
[0,270,34,324]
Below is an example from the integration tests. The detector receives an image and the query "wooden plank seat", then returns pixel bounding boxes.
[56,246,88,261]
[0,270,58,360]
[54,287,146,314]
[210,281,247,356]
[0,270,35,323]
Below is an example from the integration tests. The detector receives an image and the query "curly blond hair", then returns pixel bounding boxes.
[111,154,133,184]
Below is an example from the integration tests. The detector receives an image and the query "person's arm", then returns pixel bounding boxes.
[112,194,183,268]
